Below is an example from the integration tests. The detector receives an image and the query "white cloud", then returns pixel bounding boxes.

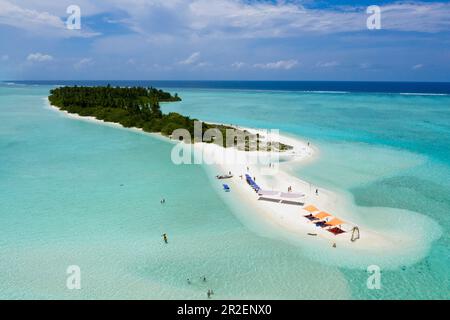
[317,61,340,68]
[3,0,448,43]
[254,59,299,70]
[412,64,424,70]
[27,52,53,62]
[231,62,246,69]
[0,0,100,38]
[1,54,8,61]
[178,52,201,65]
[74,58,94,69]
[110,0,450,41]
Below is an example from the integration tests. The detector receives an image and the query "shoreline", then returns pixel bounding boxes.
[46,98,439,268]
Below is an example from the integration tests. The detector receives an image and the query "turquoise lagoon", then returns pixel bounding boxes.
[0,83,448,299]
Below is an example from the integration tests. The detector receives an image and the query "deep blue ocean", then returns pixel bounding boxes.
[12,80,450,94]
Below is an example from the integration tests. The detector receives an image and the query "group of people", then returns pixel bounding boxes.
[186,276,215,298]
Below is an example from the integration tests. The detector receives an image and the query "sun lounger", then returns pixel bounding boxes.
[328,227,346,235]
[314,221,328,228]
[304,214,320,221]
[223,184,230,192]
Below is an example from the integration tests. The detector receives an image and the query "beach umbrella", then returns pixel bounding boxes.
[325,218,345,226]
[303,205,319,213]
[314,211,332,220]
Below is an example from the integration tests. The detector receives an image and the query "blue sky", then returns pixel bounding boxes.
[0,0,449,81]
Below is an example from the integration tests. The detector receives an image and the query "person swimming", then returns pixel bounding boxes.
[162,233,168,244]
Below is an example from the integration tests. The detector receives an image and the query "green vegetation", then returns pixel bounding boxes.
[48,85,292,151]
[49,85,186,133]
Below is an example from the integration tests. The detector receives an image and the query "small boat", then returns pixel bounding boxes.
[216,174,233,180]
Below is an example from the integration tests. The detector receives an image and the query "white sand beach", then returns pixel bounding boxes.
[47,99,433,263]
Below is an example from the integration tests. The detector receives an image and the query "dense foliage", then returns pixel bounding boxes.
[48,85,194,135]
[49,85,292,151]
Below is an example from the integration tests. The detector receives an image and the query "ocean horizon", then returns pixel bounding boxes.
[7,80,450,95]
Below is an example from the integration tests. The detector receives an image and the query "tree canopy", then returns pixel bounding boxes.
[48,85,292,151]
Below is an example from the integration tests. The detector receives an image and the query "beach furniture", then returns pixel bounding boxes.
[258,190,280,196]
[325,218,345,228]
[314,221,328,228]
[304,214,320,221]
[258,197,281,203]
[245,175,261,192]
[303,205,321,220]
[280,192,305,199]
[328,227,346,235]
[311,212,332,228]
[223,184,230,192]
[280,200,304,206]
[303,205,319,213]
[324,218,347,235]
[314,212,331,220]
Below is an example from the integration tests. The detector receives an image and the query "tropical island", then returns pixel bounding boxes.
[49,85,292,151]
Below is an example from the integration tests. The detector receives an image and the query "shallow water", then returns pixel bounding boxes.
[1,83,448,299]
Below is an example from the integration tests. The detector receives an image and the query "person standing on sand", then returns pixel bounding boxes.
[315,189,319,196]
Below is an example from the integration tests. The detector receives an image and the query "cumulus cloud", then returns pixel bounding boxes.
[0,0,100,38]
[3,0,448,42]
[254,60,299,70]
[27,52,53,62]
[412,64,424,70]
[108,0,450,41]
